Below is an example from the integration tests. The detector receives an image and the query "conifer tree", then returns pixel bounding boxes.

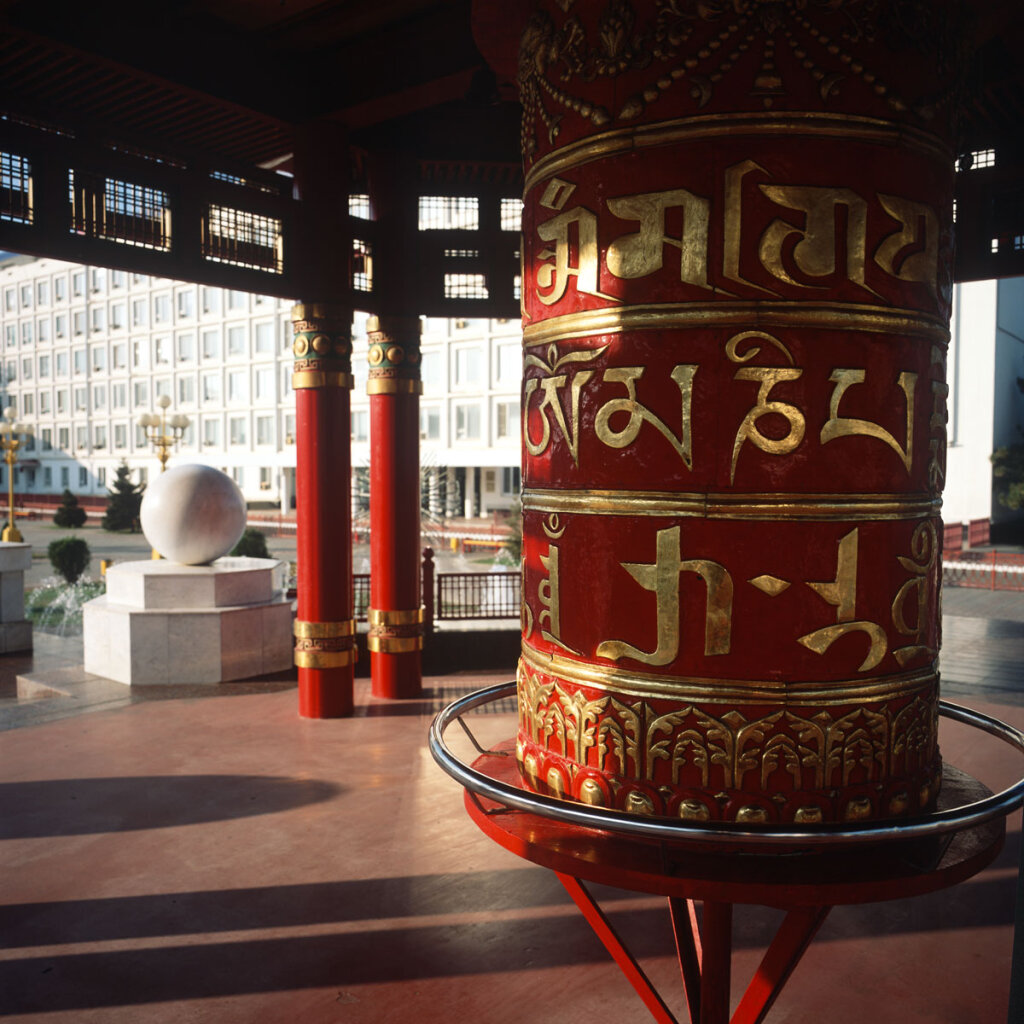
[53,488,87,528]
[102,462,145,532]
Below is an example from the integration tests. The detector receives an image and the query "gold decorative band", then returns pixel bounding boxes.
[294,648,358,669]
[523,488,940,522]
[522,302,948,348]
[291,302,348,322]
[292,370,353,390]
[367,635,423,654]
[367,378,423,396]
[368,607,424,626]
[520,643,936,705]
[293,619,357,639]
[525,111,950,194]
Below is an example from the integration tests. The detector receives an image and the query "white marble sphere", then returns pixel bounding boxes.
[140,464,247,565]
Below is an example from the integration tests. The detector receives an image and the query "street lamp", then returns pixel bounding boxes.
[138,394,190,473]
[0,407,33,543]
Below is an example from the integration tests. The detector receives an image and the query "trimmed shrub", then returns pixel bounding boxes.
[48,537,91,584]
[231,527,270,559]
[53,489,87,528]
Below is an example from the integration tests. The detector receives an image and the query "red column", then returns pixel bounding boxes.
[292,304,356,717]
[367,315,423,698]
[493,2,964,822]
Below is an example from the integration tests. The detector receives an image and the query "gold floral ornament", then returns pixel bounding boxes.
[518,0,921,161]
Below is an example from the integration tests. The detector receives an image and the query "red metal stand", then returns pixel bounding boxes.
[464,745,1004,1024]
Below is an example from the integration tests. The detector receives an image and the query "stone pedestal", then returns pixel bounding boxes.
[83,557,292,685]
[0,542,32,653]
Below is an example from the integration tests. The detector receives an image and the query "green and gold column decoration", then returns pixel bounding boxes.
[292,303,354,391]
[366,315,422,396]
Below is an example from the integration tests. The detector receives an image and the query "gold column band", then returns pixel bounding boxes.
[366,378,423,396]
[367,607,423,626]
[367,635,423,654]
[293,619,357,639]
[292,303,347,321]
[294,648,359,669]
[292,371,354,390]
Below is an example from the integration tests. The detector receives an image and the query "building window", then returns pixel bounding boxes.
[41,428,52,451]
[202,329,220,360]
[91,346,106,372]
[90,306,105,333]
[259,466,272,490]
[228,290,247,310]
[110,302,126,330]
[154,294,171,323]
[202,373,221,403]
[36,281,49,305]
[178,376,195,404]
[255,414,273,445]
[444,273,489,299]
[229,416,247,445]
[114,424,127,449]
[227,325,246,356]
[20,283,31,308]
[351,409,369,442]
[132,298,148,327]
[55,314,67,339]
[97,467,105,486]
[502,466,521,494]
[79,466,88,487]
[495,400,520,440]
[112,343,127,368]
[20,357,31,380]
[21,394,32,415]
[92,384,106,409]
[20,321,32,345]
[418,195,479,231]
[58,427,68,449]
[38,354,50,378]
[60,466,69,488]
[111,270,125,289]
[454,346,483,387]
[94,425,107,449]
[177,332,195,362]
[419,406,441,441]
[112,383,127,408]
[228,370,247,403]
[54,277,66,302]
[73,349,86,374]
[5,324,15,347]
[155,378,171,400]
[453,402,481,441]
[254,321,274,353]
[500,197,523,232]
[72,272,84,297]
[134,381,148,407]
[203,419,220,447]
[254,367,273,401]
[176,289,195,319]
[76,426,88,450]
[73,311,85,336]
[74,386,88,411]
[43,467,52,488]
[201,287,221,315]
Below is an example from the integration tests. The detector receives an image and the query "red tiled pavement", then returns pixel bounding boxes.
[0,672,1021,1023]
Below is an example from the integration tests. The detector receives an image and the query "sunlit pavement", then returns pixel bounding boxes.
[0,586,1022,1022]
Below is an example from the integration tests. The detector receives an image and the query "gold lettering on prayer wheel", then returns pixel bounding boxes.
[515,1,960,822]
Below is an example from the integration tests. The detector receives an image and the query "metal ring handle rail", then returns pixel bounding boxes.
[429,681,1024,850]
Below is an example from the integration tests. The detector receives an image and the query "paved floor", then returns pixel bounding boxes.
[1,586,1023,1022]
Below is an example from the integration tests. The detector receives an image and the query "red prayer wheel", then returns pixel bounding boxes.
[514,1,958,823]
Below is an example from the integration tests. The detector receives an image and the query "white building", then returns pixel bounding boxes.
[0,254,521,518]
[944,277,1024,530]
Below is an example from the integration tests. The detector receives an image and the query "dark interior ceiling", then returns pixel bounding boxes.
[0,0,524,171]
[0,1,1022,172]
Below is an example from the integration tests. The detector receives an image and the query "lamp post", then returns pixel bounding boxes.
[0,407,33,543]
[138,394,190,473]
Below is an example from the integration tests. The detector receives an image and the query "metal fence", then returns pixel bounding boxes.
[942,551,1024,591]
[435,572,520,621]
